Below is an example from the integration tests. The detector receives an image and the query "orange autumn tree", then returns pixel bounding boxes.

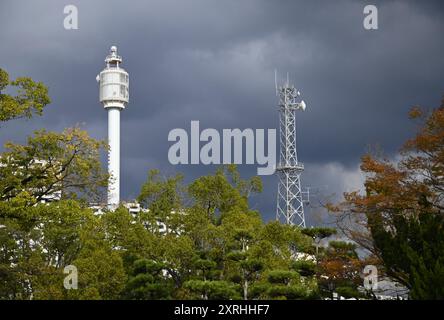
[317,241,365,299]
[329,97,444,299]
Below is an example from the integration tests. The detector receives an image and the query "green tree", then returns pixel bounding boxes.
[251,269,315,300]
[0,69,113,300]
[0,200,127,300]
[0,128,108,205]
[188,165,261,220]
[125,259,173,299]
[68,238,126,300]
[219,210,262,300]
[0,68,50,122]
[137,169,184,234]
[184,280,241,300]
[301,227,337,257]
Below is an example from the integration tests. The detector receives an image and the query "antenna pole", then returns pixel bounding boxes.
[274,69,278,96]
[276,73,307,227]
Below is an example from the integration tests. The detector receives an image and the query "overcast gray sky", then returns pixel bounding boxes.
[1,0,443,224]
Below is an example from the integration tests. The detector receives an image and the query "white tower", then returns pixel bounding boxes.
[97,46,129,209]
[275,74,307,227]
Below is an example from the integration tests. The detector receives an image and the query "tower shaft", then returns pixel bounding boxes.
[276,82,306,227]
[108,107,121,208]
[97,46,129,210]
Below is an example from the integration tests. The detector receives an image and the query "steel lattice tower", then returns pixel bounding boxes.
[276,75,307,227]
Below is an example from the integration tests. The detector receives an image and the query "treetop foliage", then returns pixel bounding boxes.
[329,96,444,299]
[0,68,50,122]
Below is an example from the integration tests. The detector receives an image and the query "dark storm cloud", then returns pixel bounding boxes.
[1,0,443,224]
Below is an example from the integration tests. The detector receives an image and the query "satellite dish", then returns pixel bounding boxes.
[300,100,307,111]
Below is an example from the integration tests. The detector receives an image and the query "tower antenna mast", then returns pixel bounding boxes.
[275,72,307,227]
